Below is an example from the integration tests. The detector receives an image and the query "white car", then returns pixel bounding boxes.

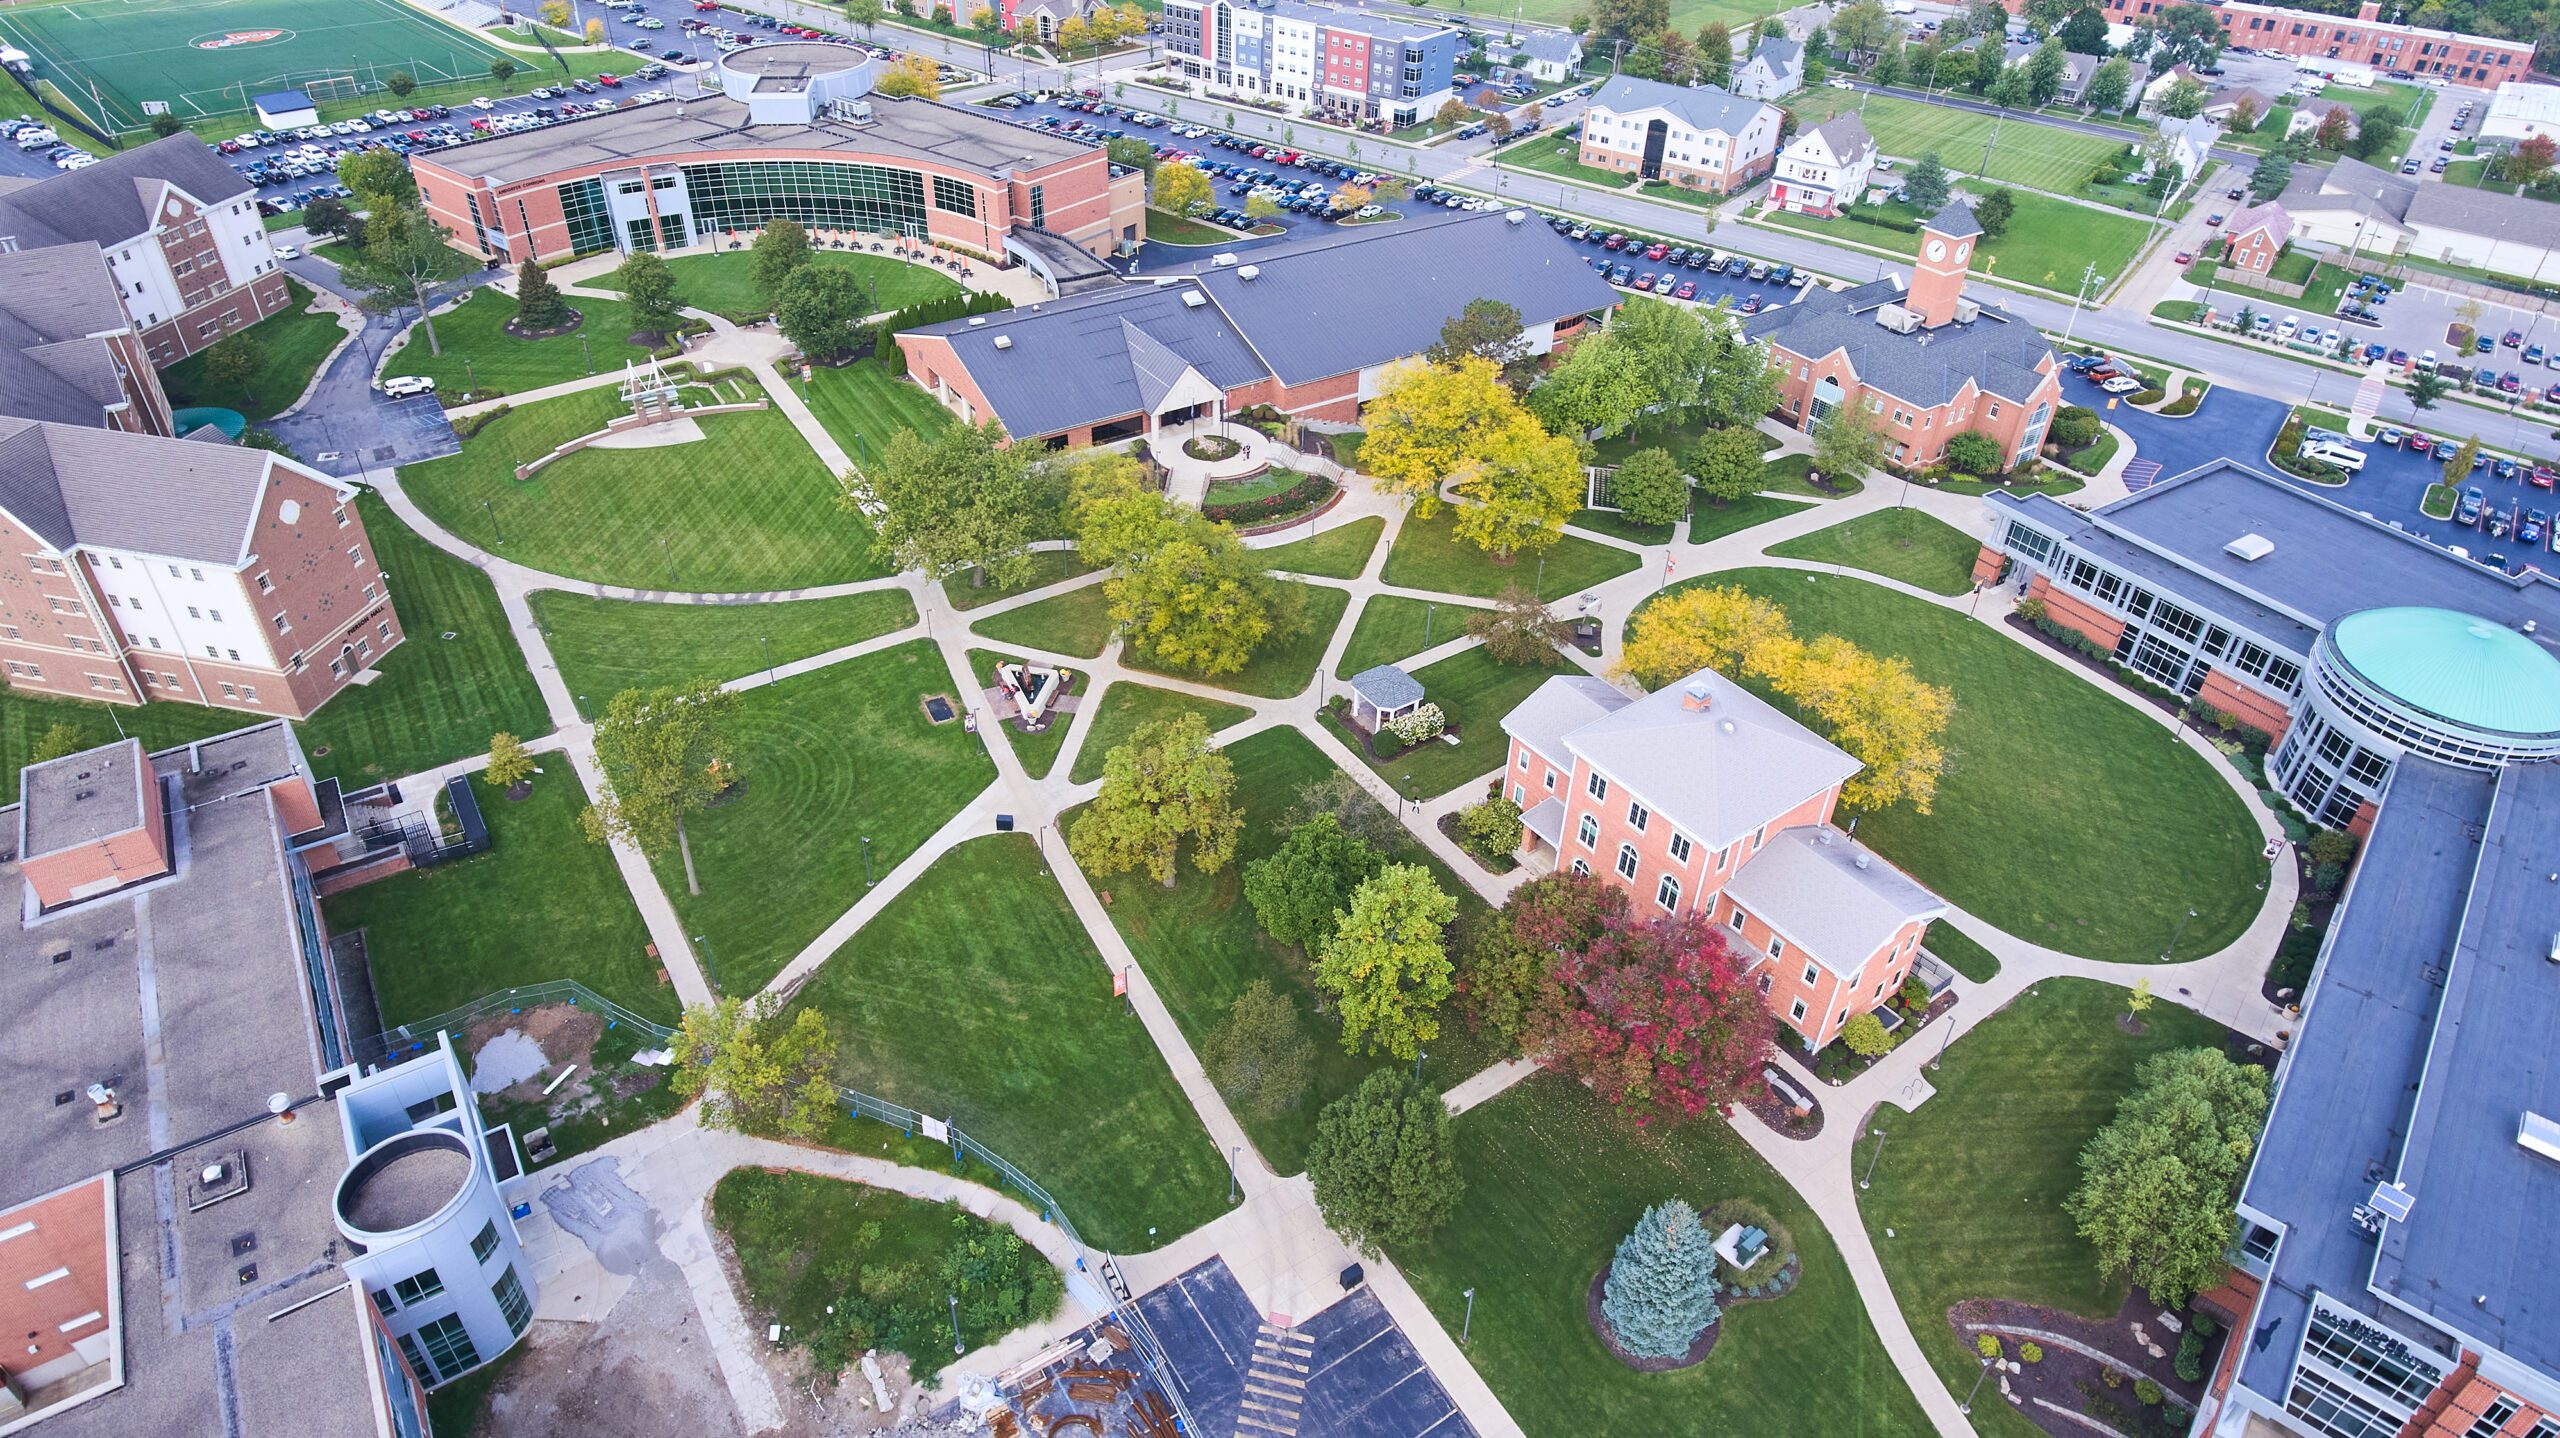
[472,96,495,110]
[2299,439,2369,471]
[272,244,301,259]
[638,14,664,25]
[2099,374,2144,395]
[1827,76,1856,89]
[380,374,437,399]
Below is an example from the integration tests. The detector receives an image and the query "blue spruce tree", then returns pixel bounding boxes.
[1601,1199,1721,1359]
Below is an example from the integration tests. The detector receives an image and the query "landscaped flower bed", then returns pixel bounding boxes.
[1183,433,1243,462]
[1203,468,1337,525]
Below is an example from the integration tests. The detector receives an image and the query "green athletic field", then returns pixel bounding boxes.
[0,0,519,132]
[1786,90,2129,197]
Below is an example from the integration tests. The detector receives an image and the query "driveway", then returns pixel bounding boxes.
[259,260,492,474]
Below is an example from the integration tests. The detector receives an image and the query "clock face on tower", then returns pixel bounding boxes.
[1957,242,1972,263]
[1924,238,1947,262]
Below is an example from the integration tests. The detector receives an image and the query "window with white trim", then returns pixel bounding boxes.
[1586,772,1608,801]
[1655,874,1679,910]
[1615,843,1638,879]
[1577,814,1599,848]
[1668,831,1692,864]
[1789,999,1807,1021]
[1626,800,1648,832]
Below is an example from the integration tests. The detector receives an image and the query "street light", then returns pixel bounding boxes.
[581,332,593,374]
[1413,1048,1428,1082]
[1859,1125,1888,1190]
[949,1293,964,1355]
[2162,906,2199,962]
[1962,1354,1994,1414]
[660,535,677,587]
[2058,262,2108,350]
[481,499,503,545]
[1931,1011,1958,1070]
[862,835,874,886]
[1227,1144,1241,1202]
[1461,1288,1477,1344]
[1423,601,1436,650]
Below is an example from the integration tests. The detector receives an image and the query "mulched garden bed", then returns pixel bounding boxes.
[503,307,584,340]
[1739,1069,1823,1140]
[1234,486,1344,536]
[1435,811,1518,874]
[1184,433,1244,461]
[1772,989,1958,1087]
[1586,1262,1719,1372]
[1948,1287,2216,1438]
[1315,703,1461,765]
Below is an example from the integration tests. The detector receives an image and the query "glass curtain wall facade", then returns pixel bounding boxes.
[560,177,616,255]
[680,159,930,236]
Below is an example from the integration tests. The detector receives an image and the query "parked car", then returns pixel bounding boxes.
[2458,487,2487,523]
[2099,374,2144,395]
[380,374,437,398]
[2302,440,2370,472]
[2523,509,2550,545]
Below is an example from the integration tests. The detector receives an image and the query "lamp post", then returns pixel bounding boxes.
[1227,1144,1241,1202]
[581,332,593,374]
[694,933,718,993]
[863,836,874,886]
[1461,1288,1477,1344]
[2162,906,2198,962]
[1931,1009,1958,1070]
[1402,772,1416,816]
[1962,1354,1994,1414]
[2058,262,2107,350]
[1859,1125,1888,1190]
[949,1293,964,1355]
[1413,1048,1427,1082]
[1423,601,1436,650]
[761,635,775,686]
[660,535,677,587]
[481,499,503,545]
[577,694,590,723]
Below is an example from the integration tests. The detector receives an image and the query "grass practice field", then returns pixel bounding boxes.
[0,0,518,133]
[1786,91,2126,197]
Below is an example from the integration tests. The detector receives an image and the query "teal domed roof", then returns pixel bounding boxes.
[2328,607,2560,736]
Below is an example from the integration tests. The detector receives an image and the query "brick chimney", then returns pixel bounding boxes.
[1682,677,1714,712]
[2355,1,2381,20]
[1908,203,1984,328]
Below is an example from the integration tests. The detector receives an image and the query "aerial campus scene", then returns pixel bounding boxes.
[3,0,2560,1433]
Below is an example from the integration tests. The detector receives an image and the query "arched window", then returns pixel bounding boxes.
[1615,843,1639,880]
[1655,873,1679,911]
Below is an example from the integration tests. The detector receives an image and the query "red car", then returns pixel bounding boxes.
[596,73,622,86]
[1602,233,1627,250]
[2407,434,2435,455]
[2535,466,2560,489]
[1673,279,1698,300]
[1645,242,1668,260]
[693,0,719,8]
[1632,272,1656,291]
[2174,250,2192,264]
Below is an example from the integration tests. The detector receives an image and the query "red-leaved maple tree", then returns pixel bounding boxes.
[1524,911,1775,1126]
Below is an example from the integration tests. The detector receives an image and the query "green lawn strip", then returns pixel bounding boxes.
[1923,922,2002,982]
[1588,409,1722,468]
[1334,594,1490,678]
[1668,569,2265,963]
[1066,681,1254,785]
[529,589,918,698]
[1569,508,1678,546]
[799,358,957,467]
[1255,515,1384,579]
[1766,509,1982,596]
[1146,207,1239,244]
[1078,727,1500,1173]
[1125,582,1349,699]
[790,834,1229,1249]
[400,388,888,593]
[710,1168,1062,1381]
[1858,980,2233,1438]
[651,640,995,995]
[1786,89,2120,196]
[1760,194,2147,297]
[584,248,961,324]
[941,551,1101,610]
[1396,1073,1935,1438]
[157,280,343,421]
[1382,509,1640,600]
[1690,494,1815,544]
[2063,429,2124,477]
[1336,646,1553,799]
[324,776,671,1028]
[969,582,1118,659]
[1758,452,1864,498]
[967,648,1079,779]
[381,288,673,398]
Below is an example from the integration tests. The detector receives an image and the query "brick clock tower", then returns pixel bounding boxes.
[1906,202,1983,327]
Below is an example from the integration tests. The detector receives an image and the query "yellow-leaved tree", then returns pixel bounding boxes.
[1357,356,1525,515]
[1450,414,1583,559]
[874,52,943,98]
[1614,584,1795,689]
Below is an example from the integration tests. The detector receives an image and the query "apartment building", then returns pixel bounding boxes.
[1577,75,1782,193]
[0,242,174,437]
[1769,114,1877,217]
[1157,0,1463,126]
[2007,0,2532,88]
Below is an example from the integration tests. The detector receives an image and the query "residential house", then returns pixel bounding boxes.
[1731,35,1804,100]
[1156,0,1464,125]
[2204,83,2274,130]
[2157,114,2219,185]
[1004,0,1109,39]
[1499,669,1947,1051]
[2286,97,2363,144]
[2138,62,2211,116]
[1769,114,1877,216]
[1517,30,1584,83]
[2219,201,2294,272]
[1577,75,1782,193]
[2002,39,2099,103]
[2273,155,2415,253]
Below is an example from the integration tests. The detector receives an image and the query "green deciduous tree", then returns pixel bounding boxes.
[1584,0,1669,43]
[1688,425,1767,505]
[2058,6,2110,54]
[2064,1047,2271,1303]
[852,419,1052,589]
[1286,770,1407,851]
[1464,583,1570,666]
[484,731,536,791]
[1201,978,1316,1122]
[1697,21,1733,86]
[1812,396,1888,487]
[2249,148,2294,203]
[672,995,840,1137]
[2441,435,2482,486]
[340,204,471,358]
[1428,297,1532,388]
[1610,447,1688,527]
[1974,187,2016,237]
[1988,61,2034,111]
[1841,1011,1892,1057]
[1306,1070,1463,1254]
[1830,0,1896,61]
[846,0,885,32]
[2411,370,2449,409]
[1902,152,1952,212]
[1068,713,1243,885]
[490,57,519,91]
[1601,1199,1721,1357]
[2157,75,2207,119]
[1244,813,1383,951]
[775,264,870,363]
[1457,795,1524,855]
[614,249,685,334]
[2083,55,2133,113]
[201,333,264,403]
[514,256,568,330]
[2026,38,2069,103]
[1110,520,1309,676]
[580,680,744,894]
[339,149,417,211]
[1944,430,2003,475]
[386,71,417,98]
[2348,106,2403,163]
[751,218,814,301]
[29,722,91,765]
[1316,864,1457,1060]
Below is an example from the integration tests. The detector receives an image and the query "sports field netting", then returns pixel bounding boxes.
[0,0,524,132]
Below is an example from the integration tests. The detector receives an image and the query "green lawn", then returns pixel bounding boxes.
[941,551,1100,610]
[1859,980,2233,1438]
[969,581,1118,658]
[584,248,961,324]
[381,289,675,399]
[1067,681,1254,785]
[1767,509,1982,596]
[1146,207,1238,244]
[968,647,1079,779]
[1489,132,1721,208]
[792,835,1230,1250]
[1786,89,2123,198]
[2189,255,2354,315]
[323,775,670,1029]
[1569,508,1679,546]
[1757,452,1864,499]
[1397,1073,1934,1438]
[157,280,343,421]
[1081,727,1500,1173]
[1663,570,2266,963]
[1255,516,1383,579]
[799,358,957,469]
[399,387,889,593]
[710,1168,1063,1381]
[1500,0,1776,43]
[1381,509,1641,600]
[1126,582,1349,699]
[529,589,918,699]
[651,640,995,995]
[1691,493,1816,544]
[1923,923,2002,983]
[1334,594,1489,678]
[1762,194,2149,296]
[1338,645,1555,799]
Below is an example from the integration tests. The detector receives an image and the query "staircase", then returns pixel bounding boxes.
[1237,1323,1313,1437]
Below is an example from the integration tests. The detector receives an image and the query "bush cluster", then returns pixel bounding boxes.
[1385,702,1447,747]
[1202,470,1336,524]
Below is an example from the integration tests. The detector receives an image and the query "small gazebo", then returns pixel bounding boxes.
[1345,664,1425,734]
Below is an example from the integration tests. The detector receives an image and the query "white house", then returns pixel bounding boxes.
[1769,113,1875,216]
[2137,62,2210,117]
[2286,98,2362,143]
[2481,78,2560,145]
[1518,30,1584,83]
[1578,75,1782,194]
[1731,35,1804,100]
[2155,115,2217,185]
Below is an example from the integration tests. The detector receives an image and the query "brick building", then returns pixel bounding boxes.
[0,134,293,366]
[1499,669,1947,1051]
[0,418,403,717]
[2220,201,2295,272]
[1155,0,1463,126]
[0,242,174,438]
[2006,0,2532,88]
[1746,203,2062,473]
[1577,75,1782,194]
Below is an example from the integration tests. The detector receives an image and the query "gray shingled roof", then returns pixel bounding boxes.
[1794,114,1874,167]
[0,243,138,429]
[1588,75,1774,137]
[1724,825,1946,979]
[1747,35,1804,70]
[1926,202,1982,240]
[908,282,1268,440]
[0,416,331,564]
[1347,663,1424,710]
[1745,277,2056,409]
[1550,669,1860,849]
[0,134,251,251]
[1498,673,1628,763]
[2276,155,2416,222]
[1520,30,1582,62]
[2405,180,2552,240]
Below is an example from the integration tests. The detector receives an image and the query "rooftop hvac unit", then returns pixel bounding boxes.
[1955,298,1981,324]
[1874,304,1920,335]
[967,316,988,326]
[2225,533,2276,561]
[1210,252,1240,267]
[2524,1111,2560,1161]
[1505,209,1527,224]
[993,335,1013,350]
[1238,264,1260,280]
[1180,290,1208,308]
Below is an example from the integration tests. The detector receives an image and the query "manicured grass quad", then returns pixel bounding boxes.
[969,581,1119,659]
[1690,493,1815,545]
[1669,569,2265,962]
[528,588,919,699]
[1086,728,1500,1172]
[650,639,996,996]
[1396,1074,1935,1438]
[1067,681,1253,785]
[791,834,1230,1250]
[1125,582,1352,700]
[1341,645,1559,800]
[1568,508,1678,546]
[1767,509,1984,596]
[158,280,344,421]
[1255,515,1384,580]
[1762,193,2149,297]
[968,647,1080,779]
[1144,207,1240,245]
[797,359,958,469]
[1787,90,2123,200]
[323,775,671,1029]
[381,290,676,399]
[399,386,890,593]
[1858,980,2233,1438]
[584,249,961,326]
[1334,594,1489,678]
[0,494,549,798]
[1382,509,1641,600]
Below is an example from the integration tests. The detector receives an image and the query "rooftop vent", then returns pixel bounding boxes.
[1210,252,1240,268]
[1505,209,1528,224]
[992,335,1012,350]
[1238,264,1261,281]
[1955,298,1981,324]
[2225,533,2276,561]
[1875,304,1921,335]
[966,316,988,327]
[1180,290,1208,308]
[2524,1111,2560,1163]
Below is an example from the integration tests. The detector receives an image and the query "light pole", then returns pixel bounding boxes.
[581,332,593,374]
[1932,1010,1958,1070]
[761,635,775,686]
[2162,906,2198,961]
[1859,1125,1888,1190]
[1461,1288,1477,1344]
[949,1293,964,1354]
[862,836,874,886]
[694,933,718,992]
[1413,1048,1428,1082]
[2058,262,2107,350]
[1227,1144,1241,1202]
[1423,601,1436,650]
[1962,1354,1994,1414]
[481,499,503,545]
[660,535,677,587]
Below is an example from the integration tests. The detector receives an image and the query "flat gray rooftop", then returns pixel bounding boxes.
[426,91,1093,187]
[19,738,147,858]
